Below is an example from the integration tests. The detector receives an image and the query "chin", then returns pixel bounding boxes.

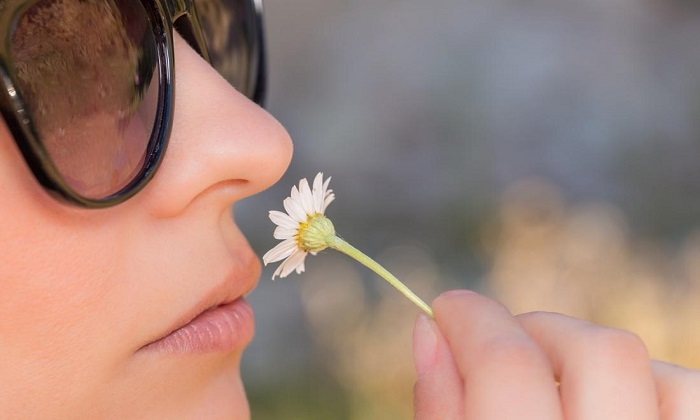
[184,368,250,420]
[106,352,250,419]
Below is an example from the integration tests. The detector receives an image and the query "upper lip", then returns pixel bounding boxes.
[142,251,260,347]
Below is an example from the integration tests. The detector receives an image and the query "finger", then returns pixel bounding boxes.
[433,290,562,420]
[518,312,658,420]
[413,313,464,419]
[652,360,700,419]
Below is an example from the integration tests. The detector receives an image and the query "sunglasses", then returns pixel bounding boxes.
[0,0,266,207]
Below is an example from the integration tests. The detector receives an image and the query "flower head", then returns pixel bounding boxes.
[263,172,434,316]
[263,173,336,279]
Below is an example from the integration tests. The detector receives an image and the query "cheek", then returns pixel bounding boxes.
[0,208,124,352]
[0,197,131,408]
[0,127,127,346]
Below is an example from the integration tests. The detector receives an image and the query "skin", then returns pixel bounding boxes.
[0,34,292,418]
[413,290,700,419]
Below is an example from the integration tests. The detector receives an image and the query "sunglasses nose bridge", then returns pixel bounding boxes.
[162,0,212,63]
[163,0,192,18]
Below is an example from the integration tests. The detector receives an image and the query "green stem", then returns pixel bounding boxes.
[326,235,434,318]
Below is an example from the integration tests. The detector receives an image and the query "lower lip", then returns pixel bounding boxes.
[141,298,254,354]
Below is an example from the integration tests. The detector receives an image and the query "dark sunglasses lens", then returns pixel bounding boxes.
[194,0,262,102]
[10,0,159,199]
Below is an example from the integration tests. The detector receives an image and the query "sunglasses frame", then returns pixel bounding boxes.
[0,0,266,208]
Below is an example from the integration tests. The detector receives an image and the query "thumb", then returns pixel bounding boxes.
[413,313,464,419]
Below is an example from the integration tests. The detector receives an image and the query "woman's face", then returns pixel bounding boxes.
[0,33,292,418]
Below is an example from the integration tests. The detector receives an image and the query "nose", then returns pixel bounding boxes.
[140,33,293,217]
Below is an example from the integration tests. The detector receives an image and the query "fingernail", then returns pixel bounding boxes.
[413,313,438,377]
[440,289,477,298]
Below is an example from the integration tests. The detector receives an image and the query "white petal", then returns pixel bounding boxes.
[312,173,324,213]
[262,238,298,264]
[286,250,308,275]
[269,210,298,229]
[322,192,335,213]
[324,188,333,202]
[283,197,307,223]
[273,226,298,240]
[321,177,334,214]
[271,265,283,280]
[298,178,315,215]
[288,186,307,220]
[276,250,308,279]
[290,185,300,203]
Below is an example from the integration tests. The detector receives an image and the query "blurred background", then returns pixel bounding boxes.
[234,0,700,418]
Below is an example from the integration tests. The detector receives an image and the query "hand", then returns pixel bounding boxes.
[412,290,700,419]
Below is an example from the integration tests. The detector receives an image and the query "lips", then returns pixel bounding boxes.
[140,297,254,354]
[139,253,260,355]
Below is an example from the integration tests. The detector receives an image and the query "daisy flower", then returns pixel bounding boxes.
[262,172,335,279]
[263,172,433,317]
